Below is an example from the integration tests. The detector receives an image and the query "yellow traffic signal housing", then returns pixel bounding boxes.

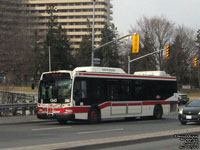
[193,57,198,67]
[165,44,170,59]
[132,34,140,53]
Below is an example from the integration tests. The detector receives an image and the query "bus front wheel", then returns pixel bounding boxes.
[88,107,101,124]
[153,105,163,119]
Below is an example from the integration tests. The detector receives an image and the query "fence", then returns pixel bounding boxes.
[0,103,37,116]
[0,91,38,116]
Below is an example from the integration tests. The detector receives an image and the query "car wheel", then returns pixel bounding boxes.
[180,120,187,125]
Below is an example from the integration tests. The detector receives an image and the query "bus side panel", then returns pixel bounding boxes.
[101,106,111,119]
[141,105,153,117]
[163,104,170,115]
[128,102,142,114]
[75,113,88,120]
[111,103,126,115]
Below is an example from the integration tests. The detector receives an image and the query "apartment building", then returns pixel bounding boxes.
[24,0,113,50]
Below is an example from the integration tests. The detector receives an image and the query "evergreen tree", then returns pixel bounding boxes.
[45,5,74,71]
[45,25,73,71]
[76,34,92,66]
[75,19,92,67]
[164,35,189,85]
[97,24,120,67]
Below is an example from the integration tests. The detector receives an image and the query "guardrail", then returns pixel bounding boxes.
[0,91,37,104]
[0,103,37,116]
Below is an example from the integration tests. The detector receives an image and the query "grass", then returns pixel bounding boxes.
[0,86,37,93]
[181,89,200,99]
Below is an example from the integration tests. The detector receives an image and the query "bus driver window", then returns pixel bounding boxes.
[74,79,87,105]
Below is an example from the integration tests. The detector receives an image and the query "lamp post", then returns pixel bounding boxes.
[91,0,96,66]
[48,46,51,72]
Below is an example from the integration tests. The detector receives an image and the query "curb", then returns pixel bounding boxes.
[2,127,200,150]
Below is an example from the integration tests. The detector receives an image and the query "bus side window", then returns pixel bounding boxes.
[107,80,120,101]
[120,80,132,101]
[87,78,105,105]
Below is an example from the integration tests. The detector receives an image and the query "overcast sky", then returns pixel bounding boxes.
[112,0,200,34]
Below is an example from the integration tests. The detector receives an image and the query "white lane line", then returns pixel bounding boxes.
[32,126,71,131]
[77,128,124,134]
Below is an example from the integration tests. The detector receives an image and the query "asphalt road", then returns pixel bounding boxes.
[0,113,200,149]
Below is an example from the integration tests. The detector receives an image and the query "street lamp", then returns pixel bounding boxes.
[91,0,96,66]
[36,40,51,72]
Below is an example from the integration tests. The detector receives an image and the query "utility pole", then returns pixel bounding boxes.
[91,0,96,66]
[48,46,51,72]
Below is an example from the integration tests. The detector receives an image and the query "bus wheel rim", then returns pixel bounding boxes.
[91,111,97,121]
[156,107,161,118]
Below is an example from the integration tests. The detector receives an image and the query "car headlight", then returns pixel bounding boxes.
[198,112,200,115]
[179,108,183,114]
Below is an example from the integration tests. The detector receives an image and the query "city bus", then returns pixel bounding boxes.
[37,66,178,124]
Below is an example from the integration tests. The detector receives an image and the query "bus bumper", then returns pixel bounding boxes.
[37,113,75,120]
[55,113,75,120]
[37,113,56,119]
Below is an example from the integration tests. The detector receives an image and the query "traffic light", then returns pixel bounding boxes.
[193,57,198,67]
[165,44,170,59]
[132,34,140,53]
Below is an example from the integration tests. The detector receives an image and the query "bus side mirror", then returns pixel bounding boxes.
[31,83,35,90]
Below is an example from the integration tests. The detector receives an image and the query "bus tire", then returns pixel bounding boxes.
[153,105,163,119]
[88,107,101,124]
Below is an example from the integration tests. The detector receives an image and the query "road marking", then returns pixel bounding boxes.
[32,126,71,131]
[77,128,124,134]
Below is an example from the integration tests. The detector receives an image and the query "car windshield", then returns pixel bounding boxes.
[187,99,200,107]
[39,73,72,100]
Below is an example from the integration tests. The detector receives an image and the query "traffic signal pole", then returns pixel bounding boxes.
[128,49,164,74]
[91,34,132,66]
[93,34,132,52]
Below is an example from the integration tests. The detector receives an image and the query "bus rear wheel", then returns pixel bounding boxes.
[88,108,101,124]
[153,105,163,119]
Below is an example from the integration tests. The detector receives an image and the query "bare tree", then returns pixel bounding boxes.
[164,26,196,87]
[130,16,174,70]
[0,0,36,86]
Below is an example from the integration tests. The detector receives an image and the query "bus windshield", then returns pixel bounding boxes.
[39,73,72,103]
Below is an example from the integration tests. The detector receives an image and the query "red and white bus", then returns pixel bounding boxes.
[37,66,178,124]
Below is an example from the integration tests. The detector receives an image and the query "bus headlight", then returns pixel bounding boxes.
[65,109,73,113]
[65,99,70,103]
[38,108,43,112]
[179,108,183,114]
